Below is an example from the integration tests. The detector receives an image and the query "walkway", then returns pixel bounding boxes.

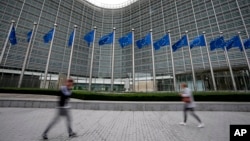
[0,108,250,141]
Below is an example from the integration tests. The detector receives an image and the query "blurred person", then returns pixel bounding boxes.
[42,78,77,140]
[179,82,204,128]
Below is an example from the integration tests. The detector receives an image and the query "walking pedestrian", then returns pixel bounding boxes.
[42,78,77,140]
[179,82,205,128]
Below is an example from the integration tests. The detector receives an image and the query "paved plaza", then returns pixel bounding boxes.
[0,108,250,141]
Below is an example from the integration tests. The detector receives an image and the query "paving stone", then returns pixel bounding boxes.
[32,101,40,108]
[24,101,32,108]
[2,100,10,107]
[76,103,84,109]
[39,101,47,108]
[17,101,25,107]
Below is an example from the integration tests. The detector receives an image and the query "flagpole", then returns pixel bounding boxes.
[132,28,135,92]
[168,30,177,91]
[150,29,156,91]
[236,0,249,38]
[43,23,57,88]
[88,26,97,91]
[18,22,37,88]
[221,32,237,91]
[186,31,197,91]
[203,31,217,91]
[67,25,77,78]
[0,20,15,64]
[238,32,250,72]
[111,27,116,91]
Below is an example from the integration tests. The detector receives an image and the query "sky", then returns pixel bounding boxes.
[86,0,135,8]
[89,0,130,5]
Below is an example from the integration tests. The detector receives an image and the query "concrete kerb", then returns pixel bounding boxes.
[0,99,249,111]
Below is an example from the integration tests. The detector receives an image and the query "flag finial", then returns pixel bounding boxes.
[203,31,206,34]
[94,26,97,29]
[132,28,134,31]
[113,27,116,30]
[238,32,241,34]
[168,30,171,33]
[220,31,223,37]
[11,20,15,23]
[74,25,77,28]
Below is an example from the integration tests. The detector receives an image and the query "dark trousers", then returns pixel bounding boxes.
[183,105,201,123]
[43,108,73,135]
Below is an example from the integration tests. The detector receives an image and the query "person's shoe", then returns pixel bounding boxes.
[198,123,205,128]
[179,122,186,126]
[42,134,48,140]
[69,132,77,138]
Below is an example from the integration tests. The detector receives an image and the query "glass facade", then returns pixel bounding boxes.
[0,0,249,91]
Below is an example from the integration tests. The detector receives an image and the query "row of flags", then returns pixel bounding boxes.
[8,26,250,51]
[92,30,250,51]
[8,27,75,47]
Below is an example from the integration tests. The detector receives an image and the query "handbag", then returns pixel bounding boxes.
[182,97,191,103]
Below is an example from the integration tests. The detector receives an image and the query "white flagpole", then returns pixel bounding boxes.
[88,26,97,91]
[67,25,77,78]
[186,31,197,91]
[43,23,57,88]
[238,32,250,72]
[18,22,37,88]
[132,28,135,92]
[221,32,237,91]
[150,29,156,91]
[111,27,116,91]
[203,31,217,91]
[236,0,249,38]
[0,20,15,64]
[168,30,177,91]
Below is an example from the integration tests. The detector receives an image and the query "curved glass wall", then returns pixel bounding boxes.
[0,0,249,91]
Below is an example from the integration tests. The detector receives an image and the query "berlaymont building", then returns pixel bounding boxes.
[0,0,249,92]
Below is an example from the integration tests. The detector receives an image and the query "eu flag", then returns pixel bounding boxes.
[68,30,74,47]
[99,32,114,46]
[9,27,17,45]
[153,34,170,50]
[118,32,132,48]
[172,35,188,52]
[27,30,32,42]
[225,35,242,50]
[84,30,94,47]
[243,39,250,50]
[210,36,225,51]
[43,28,54,43]
[190,35,206,49]
[136,33,151,49]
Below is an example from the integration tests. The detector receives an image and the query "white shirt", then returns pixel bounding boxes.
[181,88,196,108]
